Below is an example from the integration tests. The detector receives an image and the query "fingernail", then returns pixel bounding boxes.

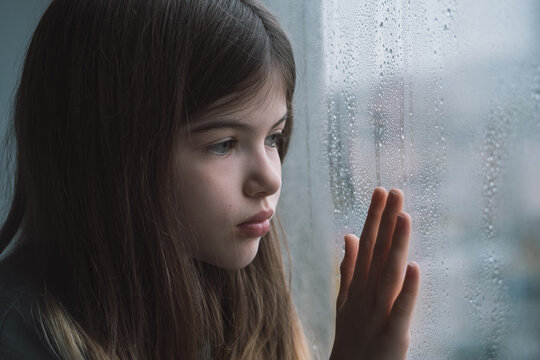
[388,189,399,204]
[372,186,385,200]
[407,262,418,272]
[396,212,405,227]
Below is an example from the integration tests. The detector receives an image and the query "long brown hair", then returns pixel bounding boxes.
[0,0,310,358]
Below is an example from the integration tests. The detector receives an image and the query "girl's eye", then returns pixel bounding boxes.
[265,133,285,148]
[207,139,236,156]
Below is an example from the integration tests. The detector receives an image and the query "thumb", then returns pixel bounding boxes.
[337,234,359,309]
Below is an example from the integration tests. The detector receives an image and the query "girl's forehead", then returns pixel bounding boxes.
[192,77,287,123]
[180,89,287,138]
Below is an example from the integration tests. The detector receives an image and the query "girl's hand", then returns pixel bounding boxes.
[330,187,420,360]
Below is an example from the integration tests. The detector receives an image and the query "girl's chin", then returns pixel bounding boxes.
[193,240,261,270]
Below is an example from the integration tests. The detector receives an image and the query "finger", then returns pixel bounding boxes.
[348,187,387,298]
[387,262,420,338]
[366,188,404,293]
[376,212,411,314]
[336,234,359,309]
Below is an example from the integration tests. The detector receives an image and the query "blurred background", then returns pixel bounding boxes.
[2,0,539,359]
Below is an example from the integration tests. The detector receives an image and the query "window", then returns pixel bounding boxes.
[266,0,540,358]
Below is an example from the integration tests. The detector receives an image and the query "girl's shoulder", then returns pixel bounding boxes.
[0,266,58,359]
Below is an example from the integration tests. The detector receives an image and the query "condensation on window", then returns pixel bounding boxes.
[322,0,540,358]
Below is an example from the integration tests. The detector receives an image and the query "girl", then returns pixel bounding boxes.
[0,0,420,359]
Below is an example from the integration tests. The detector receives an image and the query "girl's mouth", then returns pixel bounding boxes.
[237,210,273,237]
[237,219,271,237]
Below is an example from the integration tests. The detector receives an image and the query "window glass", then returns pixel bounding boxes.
[268,0,540,358]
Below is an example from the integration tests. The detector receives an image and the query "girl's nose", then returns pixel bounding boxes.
[243,150,282,198]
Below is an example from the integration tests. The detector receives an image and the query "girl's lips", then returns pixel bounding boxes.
[237,219,270,238]
[239,209,274,224]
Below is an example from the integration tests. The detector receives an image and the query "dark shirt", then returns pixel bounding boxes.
[0,269,57,359]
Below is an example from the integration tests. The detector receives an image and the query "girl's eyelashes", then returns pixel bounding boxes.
[205,132,286,156]
[206,138,237,156]
[265,132,286,148]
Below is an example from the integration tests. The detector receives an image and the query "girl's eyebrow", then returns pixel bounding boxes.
[189,112,288,134]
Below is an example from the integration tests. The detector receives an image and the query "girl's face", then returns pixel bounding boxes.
[175,87,287,269]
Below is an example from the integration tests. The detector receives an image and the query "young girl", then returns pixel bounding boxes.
[0,0,420,359]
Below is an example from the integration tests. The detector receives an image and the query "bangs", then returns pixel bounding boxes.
[181,0,295,120]
[195,64,288,120]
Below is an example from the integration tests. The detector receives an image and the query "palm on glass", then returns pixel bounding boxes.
[330,187,421,360]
